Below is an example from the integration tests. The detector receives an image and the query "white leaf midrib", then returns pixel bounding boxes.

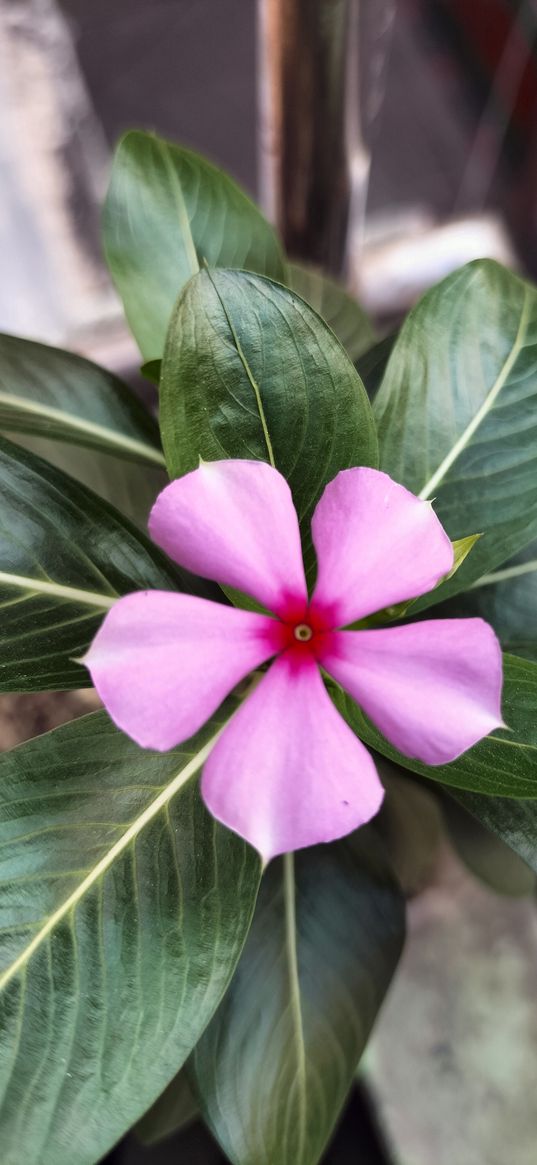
[0,392,166,467]
[419,289,532,500]
[0,729,221,993]
[0,571,116,609]
[283,852,307,1162]
[470,558,537,589]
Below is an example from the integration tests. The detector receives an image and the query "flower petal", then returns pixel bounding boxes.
[149,460,307,616]
[311,467,454,626]
[321,619,504,765]
[83,592,278,751]
[202,654,384,862]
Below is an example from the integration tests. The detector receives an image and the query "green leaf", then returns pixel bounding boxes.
[135,1070,199,1146]
[188,838,404,1165]
[0,709,261,1165]
[438,539,537,662]
[450,788,537,878]
[354,332,396,399]
[12,430,166,531]
[0,333,164,465]
[286,262,376,363]
[373,260,537,604]
[334,653,537,798]
[0,331,167,529]
[160,269,378,576]
[0,434,201,691]
[103,131,285,361]
[442,796,536,896]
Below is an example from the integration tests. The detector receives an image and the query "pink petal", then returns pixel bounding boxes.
[310,467,454,626]
[202,654,384,862]
[321,619,504,765]
[82,592,279,751]
[149,460,307,617]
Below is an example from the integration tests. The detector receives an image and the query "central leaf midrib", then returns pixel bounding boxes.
[283,852,307,1163]
[205,271,276,468]
[418,288,531,500]
[0,391,166,466]
[470,558,537,589]
[0,729,221,993]
[0,571,117,610]
[162,144,200,279]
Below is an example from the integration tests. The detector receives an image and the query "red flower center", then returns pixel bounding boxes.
[265,600,335,664]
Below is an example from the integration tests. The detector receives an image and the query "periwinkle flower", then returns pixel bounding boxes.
[84,460,503,862]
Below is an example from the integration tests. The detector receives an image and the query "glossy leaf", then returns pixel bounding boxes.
[160,269,378,576]
[103,131,285,361]
[439,539,537,662]
[442,797,535,896]
[0,709,260,1165]
[374,260,537,604]
[451,788,537,878]
[0,332,164,465]
[334,654,537,798]
[10,431,166,530]
[188,838,404,1165]
[354,332,396,399]
[286,262,376,363]
[0,435,200,691]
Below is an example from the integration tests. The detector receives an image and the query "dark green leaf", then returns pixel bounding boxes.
[450,788,537,878]
[9,431,166,530]
[354,332,397,399]
[438,539,537,662]
[286,262,376,363]
[0,333,163,464]
[135,1071,199,1146]
[442,796,535,896]
[141,359,162,385]
[188,838,404,1165]
[373,261,537,605]
[160,269,378,577]
[0,709,261,1165]
[0,435,202,691]
[334,653,537,798]
[103,131,285,361]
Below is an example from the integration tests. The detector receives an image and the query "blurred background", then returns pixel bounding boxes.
[2,2,537,1163]
[2,0,537,368]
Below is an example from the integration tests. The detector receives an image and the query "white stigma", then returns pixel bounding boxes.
[294,623,313,642]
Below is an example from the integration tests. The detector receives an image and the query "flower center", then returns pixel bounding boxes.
[293,623,313,643]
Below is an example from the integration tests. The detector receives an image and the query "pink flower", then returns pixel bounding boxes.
[83,460,503,862]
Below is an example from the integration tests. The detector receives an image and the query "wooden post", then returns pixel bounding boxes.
[257,0,361,277]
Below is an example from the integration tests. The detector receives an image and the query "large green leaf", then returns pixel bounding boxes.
[373,261,537,605]
[438,539,537,662]
[354,332,397,399]
[0,709,261,1165]
[334,654,537,798]
[103,131,285,361]
[12,432,166,531]
[0,333,164,465]
[160,269,378,576]
[0,435,201,691]
[286,262,376,363]
[451,788,537,878]
[188,838,404,1165]
[442,796,535,896]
